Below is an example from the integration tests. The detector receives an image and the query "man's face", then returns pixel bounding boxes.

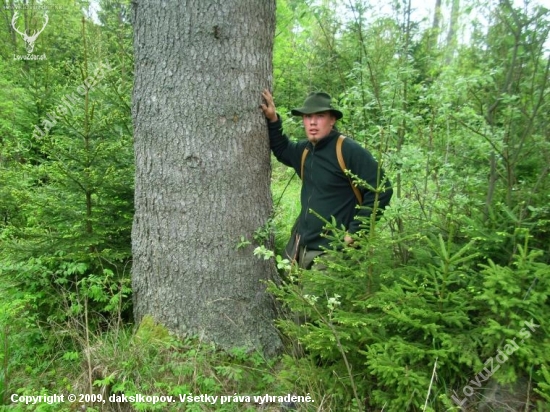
[302,111,336,144]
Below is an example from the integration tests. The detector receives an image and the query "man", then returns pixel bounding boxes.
[261,90,393,269]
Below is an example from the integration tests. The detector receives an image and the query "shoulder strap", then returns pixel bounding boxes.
[300,147,309,180]
[337,135,363,204]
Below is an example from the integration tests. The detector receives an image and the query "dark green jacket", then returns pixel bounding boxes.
[268,117,393,251]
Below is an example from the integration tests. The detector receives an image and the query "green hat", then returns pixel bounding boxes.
[291,92,343,120]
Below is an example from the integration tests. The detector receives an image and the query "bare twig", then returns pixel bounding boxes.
[423,357,438,411]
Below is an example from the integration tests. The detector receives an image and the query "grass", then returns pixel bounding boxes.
[1,313,296,411]
[271,159,301,253]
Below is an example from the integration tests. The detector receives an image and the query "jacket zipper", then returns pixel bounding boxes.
[304,144,315,227]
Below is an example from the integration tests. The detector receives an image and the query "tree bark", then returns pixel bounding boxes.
[445,0,460,64]
[429,0,443,53]
[131,0,281,356]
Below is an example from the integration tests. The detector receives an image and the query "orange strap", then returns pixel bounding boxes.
[299,135,362,204]
[336,136,363,204]
[300,147,309,180]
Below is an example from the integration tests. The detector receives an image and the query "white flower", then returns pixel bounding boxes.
[327,294,341,310]
[304,294,319,305]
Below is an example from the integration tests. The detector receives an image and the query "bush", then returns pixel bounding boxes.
[268,214,550,411]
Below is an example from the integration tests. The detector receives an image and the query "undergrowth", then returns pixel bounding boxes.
[0,313,290,412]
[0,161,548,412]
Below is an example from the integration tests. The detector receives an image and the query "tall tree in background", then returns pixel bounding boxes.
[131,0,281,355]
[444,0,460,63]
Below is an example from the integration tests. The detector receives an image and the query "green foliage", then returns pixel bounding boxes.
[535,365,550,403]
[268,219,549,410]
[271,161,301,253]
[1,4,133,309]
[0,4,134,407]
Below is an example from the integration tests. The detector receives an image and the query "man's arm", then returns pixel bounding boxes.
[260,90,304,172]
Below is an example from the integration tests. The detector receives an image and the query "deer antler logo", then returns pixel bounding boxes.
[11,12,49,54]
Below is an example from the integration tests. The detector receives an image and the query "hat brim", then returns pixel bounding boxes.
[291,108,343,120]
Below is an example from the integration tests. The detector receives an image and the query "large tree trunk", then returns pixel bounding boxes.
[131,0,281,356]
[445,0,460,64]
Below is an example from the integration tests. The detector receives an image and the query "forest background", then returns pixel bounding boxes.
[0,0,549,411]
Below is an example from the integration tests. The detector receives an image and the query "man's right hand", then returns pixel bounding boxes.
[260,89,278,123]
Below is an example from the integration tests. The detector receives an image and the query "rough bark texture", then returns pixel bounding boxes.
[131,0,281,356]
